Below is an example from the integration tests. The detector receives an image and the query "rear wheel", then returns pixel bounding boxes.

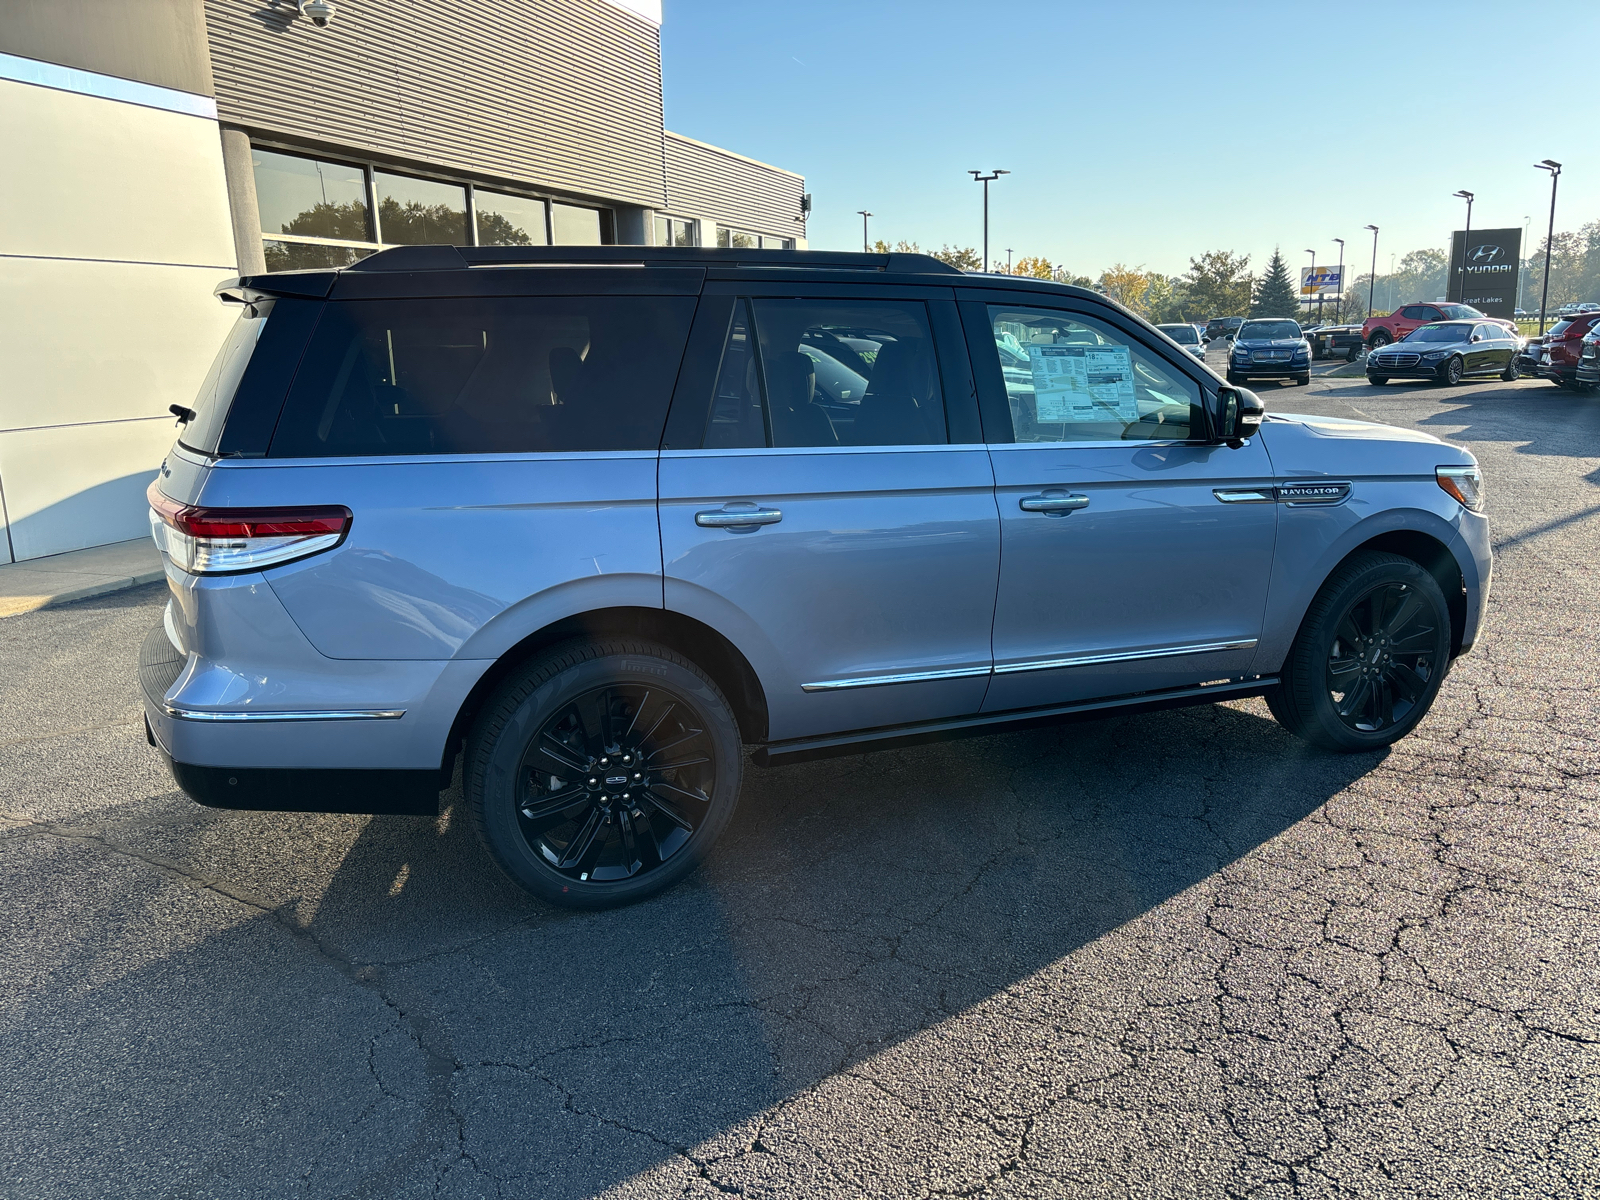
[1368,331,1392,350]
[1265,552,1451,752]
[466,638,743,908]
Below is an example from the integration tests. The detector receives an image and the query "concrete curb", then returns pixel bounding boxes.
[0,539,165,618]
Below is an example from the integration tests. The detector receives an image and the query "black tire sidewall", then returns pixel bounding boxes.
[1284,555,1452,752]
[469,644,743,908]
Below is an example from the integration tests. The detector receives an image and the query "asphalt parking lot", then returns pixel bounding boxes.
[3,366,1597,1199]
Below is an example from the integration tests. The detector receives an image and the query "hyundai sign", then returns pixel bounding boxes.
[1448,228,1521,318]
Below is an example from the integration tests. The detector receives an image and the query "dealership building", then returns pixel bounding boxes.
[0,0,806,563]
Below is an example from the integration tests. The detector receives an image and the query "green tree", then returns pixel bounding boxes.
[1185,249,1252,318]
[1098,263,1150,314]
[1250,248,1302,318]
[931,244,982,271]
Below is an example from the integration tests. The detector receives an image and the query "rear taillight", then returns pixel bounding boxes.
[147,480,350,574]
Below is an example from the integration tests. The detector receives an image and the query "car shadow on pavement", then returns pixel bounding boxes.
[4,696,1391,1198]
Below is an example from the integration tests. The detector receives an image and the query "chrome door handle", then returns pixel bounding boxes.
[1019,493,1090,514]
[695,507,783,528]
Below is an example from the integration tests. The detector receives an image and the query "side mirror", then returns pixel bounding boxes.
[1215,385,1265,447]
[1470,334,1482,342]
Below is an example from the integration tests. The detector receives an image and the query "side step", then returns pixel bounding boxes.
[753,677,1277,768]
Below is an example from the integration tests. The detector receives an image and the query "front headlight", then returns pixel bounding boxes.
[1420,350,1447,361]
[1436,465,1483,511]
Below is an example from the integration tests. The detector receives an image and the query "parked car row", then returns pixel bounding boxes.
[1362,303,1516,350]
[1518,311,1600,390]
[1367,321,1522,387]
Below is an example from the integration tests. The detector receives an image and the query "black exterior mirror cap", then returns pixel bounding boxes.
[1215,384,1266,446]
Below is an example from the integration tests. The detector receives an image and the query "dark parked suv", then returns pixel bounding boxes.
[143,246,1492,908]
[1204,316,1245,342]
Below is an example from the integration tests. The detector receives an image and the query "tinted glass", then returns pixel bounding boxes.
[1407,324,1468,342]
[702,300,947,449]
[552,203,604,245]
[178,306,270,455]
[252,149,370,242]
[270,297,695,457]
[1547,320,1575,338]
[1238,320,1301,340]
[1400,306,1428,319]
[374,172,469,245]
[476,191,548,246]
[989,307,1200,443]
[1441,304,1483,319]
[1157,324,1198,344]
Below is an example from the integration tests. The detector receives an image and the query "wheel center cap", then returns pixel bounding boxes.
[605,775,628,786]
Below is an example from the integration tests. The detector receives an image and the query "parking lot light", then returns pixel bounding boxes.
[1304,250,1316,320]
[857,210,872,253]
[1534,161,1561,336]
[1452,190,1474,304]
[1364,226,1379,321]
[968,170,1008,272]
[1332,238,1345,323]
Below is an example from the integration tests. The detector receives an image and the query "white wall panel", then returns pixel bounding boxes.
[0,417,177,560]
[0,77,234,266]
[0,257,239,432]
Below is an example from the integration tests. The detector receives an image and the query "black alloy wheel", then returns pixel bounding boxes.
[1266,551,1452,752]
[467,639,742,908]
[1501,358,1520,382]
[1441,355,1465,386]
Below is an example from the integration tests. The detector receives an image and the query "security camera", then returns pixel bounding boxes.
[298,0,336,26]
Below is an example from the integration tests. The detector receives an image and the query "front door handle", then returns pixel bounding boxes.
[1019,493,1090,515]
[695,507,783,529]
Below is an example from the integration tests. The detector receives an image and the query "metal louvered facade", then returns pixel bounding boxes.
[205,0,670,209]
[664,133,805,240]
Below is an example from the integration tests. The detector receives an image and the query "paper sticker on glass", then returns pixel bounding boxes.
[1028,345,1139,423]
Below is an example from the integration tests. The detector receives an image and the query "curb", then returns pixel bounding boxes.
[0,540,166,619]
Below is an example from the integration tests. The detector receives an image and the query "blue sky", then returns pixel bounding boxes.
[661,0,1598,278]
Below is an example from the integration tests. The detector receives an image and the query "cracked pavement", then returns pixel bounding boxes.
[2,372,1597,1198]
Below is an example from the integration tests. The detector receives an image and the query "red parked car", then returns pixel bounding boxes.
[1533,312,1600,389]
[1363,302,1516,350]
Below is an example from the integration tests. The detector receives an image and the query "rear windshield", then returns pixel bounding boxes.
[1237,320,1301,340]
[269,296,696,457]
[1405,324,1469,342]
[1547,320,1575,338]
[1157,324,1198,343]
[178,304,271,455]
[1439,304,1483,320]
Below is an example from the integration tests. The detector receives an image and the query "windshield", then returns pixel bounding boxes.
[1405,324,1469,343]
[1157,324,1198,343]
[1237,320,1301,341]
[1440,304,1483,320]
[1547,320,1575,338]
[179,305,272,454]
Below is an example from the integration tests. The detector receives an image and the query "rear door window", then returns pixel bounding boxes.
[178,306,270,455]
[269,296,695,456]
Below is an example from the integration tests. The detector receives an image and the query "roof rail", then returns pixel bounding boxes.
[344,244,963,275]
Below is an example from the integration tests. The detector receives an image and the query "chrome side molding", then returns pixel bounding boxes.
[800,665,992,693]
[164,707,407,722]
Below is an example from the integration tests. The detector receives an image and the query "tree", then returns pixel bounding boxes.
[1250,248,1302,318]
[1098,263,1150,314]
[931,245,982,271]
[1051,266,1093,287]
[1185,250,1251,318]
[1012,255,1054,280]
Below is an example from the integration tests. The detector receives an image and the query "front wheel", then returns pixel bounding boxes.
[1226,371,1241,386]
[1366,375,1388,386]
[466,638,744,908]
[1440,355,1464,386]
[1265,552,1452,752]
[1295,373,1311,387]
[1501,358,1521,382]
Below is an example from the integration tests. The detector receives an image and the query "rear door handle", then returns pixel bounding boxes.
[1019,493,1090,515]
[695,507,783,528]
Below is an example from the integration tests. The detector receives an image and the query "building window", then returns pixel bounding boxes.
[476,190,550,246]
[552,202,605,246]
[655,216,697,247]
[716,226,793,250]
[250,146,614,267]
[374,171,469,245]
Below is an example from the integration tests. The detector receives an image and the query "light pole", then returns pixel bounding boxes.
[1451,190,1474,304]
[968,170,1008,271]
[1534,160,1561,335]
[1332,237,1345,323]
[1518,215,1531,314]
[856,210,872,254]
[1005,248,1013,274]
[1365,225,1379,321]
[1304,249,1316,321]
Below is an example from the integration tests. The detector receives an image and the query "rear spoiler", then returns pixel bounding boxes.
[214,270,338,305]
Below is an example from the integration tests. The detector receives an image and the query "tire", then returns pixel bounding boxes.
[1346,345,1360,363]
[1295,374,1310,387]
[1264,552,1452,752]
[466,638,744,909]
[1501,358,1521,382]
[1368,331,1391,350]
[1226,371,1241,386]
[1441,356,1464,386]
[1366,375,1387,386]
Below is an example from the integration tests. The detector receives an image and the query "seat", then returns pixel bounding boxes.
[851,340,941,446]
[765,351,836,447]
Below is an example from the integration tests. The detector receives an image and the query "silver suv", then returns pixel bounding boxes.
[142,246,1492,907]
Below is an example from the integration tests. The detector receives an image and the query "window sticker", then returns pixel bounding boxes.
[1027,345,1139,422]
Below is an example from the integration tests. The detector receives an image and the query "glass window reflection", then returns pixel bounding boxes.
[253,149,371,242]
[375,171,469,245]
[476,191,549,246]
[551,203,604,245]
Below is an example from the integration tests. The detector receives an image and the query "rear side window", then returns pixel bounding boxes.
[269,296,695,456]
[178,306,270,455]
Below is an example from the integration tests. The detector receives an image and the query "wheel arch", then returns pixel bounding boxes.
[438,607,770,774]
[1346,529,1467,656]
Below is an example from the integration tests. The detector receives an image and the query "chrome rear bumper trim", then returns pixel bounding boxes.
[163,707,406,722]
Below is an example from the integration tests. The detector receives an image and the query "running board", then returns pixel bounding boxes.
[752,677,1278,768]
